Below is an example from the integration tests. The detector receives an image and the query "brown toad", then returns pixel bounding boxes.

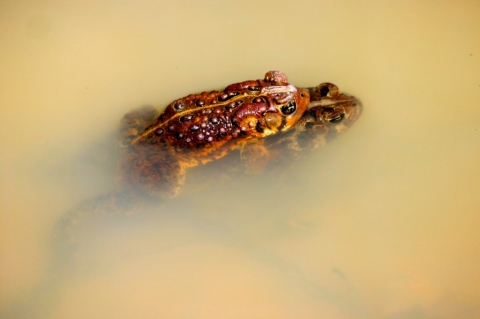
[119,71,310,198]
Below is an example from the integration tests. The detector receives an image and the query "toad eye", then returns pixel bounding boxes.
[329,113,345,123]
[320,85,330,97]
[280,100,297,115]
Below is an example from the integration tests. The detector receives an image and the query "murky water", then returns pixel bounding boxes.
[1,1,480,318]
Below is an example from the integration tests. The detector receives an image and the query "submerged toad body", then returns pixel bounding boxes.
[58,72,361,237]
[114,71,363,201]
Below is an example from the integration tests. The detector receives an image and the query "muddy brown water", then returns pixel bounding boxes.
[1,1,480,318]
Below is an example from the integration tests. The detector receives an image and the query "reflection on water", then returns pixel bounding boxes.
[1,1,480,318]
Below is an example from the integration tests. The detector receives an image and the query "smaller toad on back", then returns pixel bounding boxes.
[119,71,310,198]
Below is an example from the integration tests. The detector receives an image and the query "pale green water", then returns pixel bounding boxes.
[1,1,480,318]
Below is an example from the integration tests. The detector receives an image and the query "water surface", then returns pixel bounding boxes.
[1,1,480,318]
